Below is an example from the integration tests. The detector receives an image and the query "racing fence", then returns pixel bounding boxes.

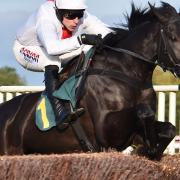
[0,85,179,154]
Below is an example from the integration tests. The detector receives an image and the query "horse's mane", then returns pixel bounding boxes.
[125,2,178,30]
[104,2,176,46]
[124,3,152,30]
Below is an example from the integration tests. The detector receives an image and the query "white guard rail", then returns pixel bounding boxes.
[0,85,179,154]
[154,85,180,154]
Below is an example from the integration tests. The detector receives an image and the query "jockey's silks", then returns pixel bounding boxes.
[61,27,72,39]
[16,1,112,56]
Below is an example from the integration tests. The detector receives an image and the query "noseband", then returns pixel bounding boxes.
[157,24,180,77]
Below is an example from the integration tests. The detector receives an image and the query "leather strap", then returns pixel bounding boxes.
[71,120,98,152]
[104,45,155,65]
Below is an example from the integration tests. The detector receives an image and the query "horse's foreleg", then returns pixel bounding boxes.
[136,104,160,159]
[136,103,176,160]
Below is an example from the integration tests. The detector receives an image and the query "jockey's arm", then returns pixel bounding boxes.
[36,19,81,56]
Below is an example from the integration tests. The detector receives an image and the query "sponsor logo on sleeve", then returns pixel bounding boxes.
[20,47,39,63]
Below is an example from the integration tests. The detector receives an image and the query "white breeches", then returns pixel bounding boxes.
[13,40,92,72]
[13,40,62,72]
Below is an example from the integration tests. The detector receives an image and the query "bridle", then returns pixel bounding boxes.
[103,18,180,77]
[157,24,180,77]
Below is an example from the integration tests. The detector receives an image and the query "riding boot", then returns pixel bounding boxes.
[44,65,85,130]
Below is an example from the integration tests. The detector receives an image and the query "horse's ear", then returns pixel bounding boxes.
[148,2,177,24]
[148,2,155,11]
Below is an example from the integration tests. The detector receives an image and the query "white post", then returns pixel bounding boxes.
[0,93,4,103]
[167,92,177,154]
[158,92,166,122]
[169,92,176,126]
[15,92,22,97]
[5,92,14,101]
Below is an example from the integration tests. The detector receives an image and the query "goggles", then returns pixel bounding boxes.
[63,11,84,20]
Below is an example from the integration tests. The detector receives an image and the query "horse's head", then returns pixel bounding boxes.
[149,2,180,77]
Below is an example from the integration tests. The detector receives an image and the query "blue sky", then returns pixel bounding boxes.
[0,0,180,85]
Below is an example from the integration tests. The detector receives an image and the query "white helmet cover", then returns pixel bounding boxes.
[55,0,87,10]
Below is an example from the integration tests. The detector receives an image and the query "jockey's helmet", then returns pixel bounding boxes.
[55,0,87,22]
[55,0,87,10]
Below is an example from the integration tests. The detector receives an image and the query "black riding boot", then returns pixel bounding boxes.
[44,65,85,129]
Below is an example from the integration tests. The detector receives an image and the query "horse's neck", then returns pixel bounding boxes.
[108,22,161,82]
[121,22,160,62]
[89,23,162,85]
[132,23,161,82]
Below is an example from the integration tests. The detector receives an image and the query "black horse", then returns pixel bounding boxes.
[0,2,180,160]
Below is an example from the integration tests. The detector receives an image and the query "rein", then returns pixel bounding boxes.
[103,45,155,65]
[103,23,180,77]
[74,21,180,104]
[75,45,156,91]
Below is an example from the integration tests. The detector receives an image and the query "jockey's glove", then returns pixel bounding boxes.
[78,34,103,47]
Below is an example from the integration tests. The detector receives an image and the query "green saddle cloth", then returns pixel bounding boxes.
[35,75,79,131]
[35,48,95,131]
[36,93,56,131]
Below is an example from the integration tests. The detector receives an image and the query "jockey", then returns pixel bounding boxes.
[13,0,112,128]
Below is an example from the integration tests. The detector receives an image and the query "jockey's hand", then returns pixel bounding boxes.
[78,34,103,47]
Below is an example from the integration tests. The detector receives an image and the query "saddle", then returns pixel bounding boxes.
[35,47,96,131]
